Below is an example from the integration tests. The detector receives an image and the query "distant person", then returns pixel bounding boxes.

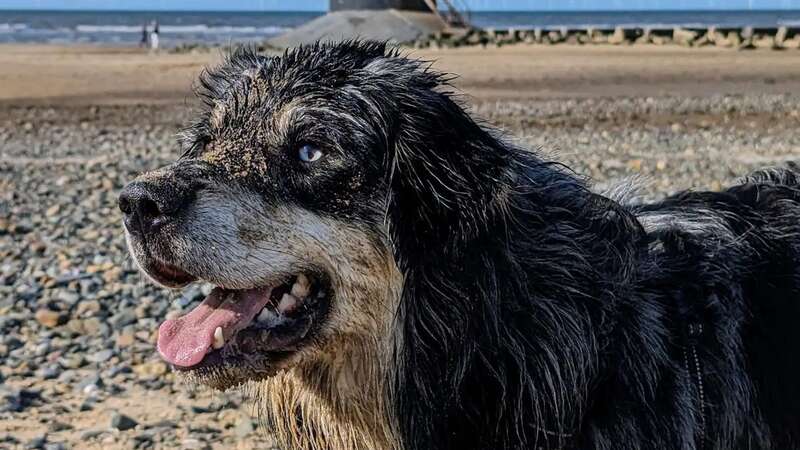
[150,20,159,51]
[139,23,148,48]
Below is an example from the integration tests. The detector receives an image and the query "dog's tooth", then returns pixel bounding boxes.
[291,274,311,298]
[212,326,225,349]
[278,293,299,313]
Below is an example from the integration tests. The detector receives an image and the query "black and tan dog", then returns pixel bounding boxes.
[119,41,800,450]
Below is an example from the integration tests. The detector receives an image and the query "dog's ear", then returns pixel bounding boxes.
[371,57,514,260]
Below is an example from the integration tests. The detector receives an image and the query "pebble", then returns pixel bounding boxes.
[133,360,169,378]
[109,310,137,328]
[110,411,138,431]
[79,428,104,440]
[2,97,799,449]
[34,309,65,328]
[75,374,104,394]
[86,349,114,363]
[25,435,46,450]
[115,329,136,347]
[48,422,73,432]
[181,438,211,450]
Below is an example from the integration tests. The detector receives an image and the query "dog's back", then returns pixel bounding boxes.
[734,165,800,448]
[630,164,800,448]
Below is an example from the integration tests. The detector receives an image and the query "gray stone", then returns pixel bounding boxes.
[110,411,138,431]
[109,310,137,328]
[87,349,114,363]
[75,374,104,394]
[25,435,46,450]
[43,444,66,450]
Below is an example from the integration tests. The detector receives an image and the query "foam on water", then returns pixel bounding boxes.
[1,9,799,46]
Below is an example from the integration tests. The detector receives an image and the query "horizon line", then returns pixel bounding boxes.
[3,7,800,12]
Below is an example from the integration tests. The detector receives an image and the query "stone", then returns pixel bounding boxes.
[115,330,136,348]
[48,422,73,432]
[36,365,61,380]
[775,26,788,47]
[608,27,627,45]
[79,428,104,440]
[87,349,114,363]
[634,28,652,45]
[75,300,102,318]
[35,309,66,328]
[109,310,137,328]
[25,434,46,450]
[110,411,138,431]
[673,27,697,46]
[75,373,104,394]
[181,438,211,450]
[55,290,80,305]
[783,37,800,49]
[134,360,168,377]
[727,31,741,48]
[547,30,562,44]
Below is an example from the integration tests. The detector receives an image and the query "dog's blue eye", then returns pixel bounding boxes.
[298,144,323,163]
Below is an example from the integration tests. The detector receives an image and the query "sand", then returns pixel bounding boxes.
[2,44,800,105]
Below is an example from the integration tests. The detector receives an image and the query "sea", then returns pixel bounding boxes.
[2,9,800,47]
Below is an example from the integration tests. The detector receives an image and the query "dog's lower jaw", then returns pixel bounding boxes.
[255,337,399,450]
[253,258,404,450]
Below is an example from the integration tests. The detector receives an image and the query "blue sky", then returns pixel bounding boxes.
[2,0,800,10]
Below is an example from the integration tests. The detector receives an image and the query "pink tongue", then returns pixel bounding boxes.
[157,286,272,367]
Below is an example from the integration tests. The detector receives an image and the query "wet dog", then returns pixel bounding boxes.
[120,41,800,449]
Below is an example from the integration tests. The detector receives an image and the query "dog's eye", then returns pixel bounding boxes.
[298,144,323,163]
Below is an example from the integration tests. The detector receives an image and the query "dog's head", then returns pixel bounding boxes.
[120,41,503,389]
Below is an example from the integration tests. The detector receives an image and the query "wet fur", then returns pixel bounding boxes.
[143,42,800,449]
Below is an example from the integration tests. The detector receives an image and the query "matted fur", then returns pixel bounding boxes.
[122,41,800,450]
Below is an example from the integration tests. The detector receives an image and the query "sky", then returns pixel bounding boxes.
[2,0,800,11]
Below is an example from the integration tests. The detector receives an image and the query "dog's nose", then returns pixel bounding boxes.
[118,181,187,235]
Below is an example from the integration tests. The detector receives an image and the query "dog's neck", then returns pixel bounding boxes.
[256,334,398,450]
[260,344,394,450]
[255,251,403,450]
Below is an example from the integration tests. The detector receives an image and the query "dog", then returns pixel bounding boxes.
[119,41,800,450]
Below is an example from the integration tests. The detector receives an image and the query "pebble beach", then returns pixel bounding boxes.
[1,44,799,449]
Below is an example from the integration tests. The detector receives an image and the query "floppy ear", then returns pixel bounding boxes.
[381,70,514,260]
[376,59,528,449]
[377,53,650,450]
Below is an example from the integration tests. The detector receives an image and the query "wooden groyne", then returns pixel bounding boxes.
[413,25,800,50]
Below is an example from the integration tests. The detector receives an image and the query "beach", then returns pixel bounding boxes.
[2,43,800,449]
[2,44,800,103]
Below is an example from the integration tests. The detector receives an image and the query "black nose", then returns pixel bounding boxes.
[118,181,188,235]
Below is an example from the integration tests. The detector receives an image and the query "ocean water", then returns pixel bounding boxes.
[0,10,320,46]
[1,9,800,46]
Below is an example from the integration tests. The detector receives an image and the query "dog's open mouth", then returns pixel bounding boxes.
[156,273,330,372]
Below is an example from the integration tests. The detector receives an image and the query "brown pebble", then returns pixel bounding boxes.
[35,308,66,328]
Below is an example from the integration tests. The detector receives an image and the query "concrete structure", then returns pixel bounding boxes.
[330,0,429,11]
[267,0,445,48]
